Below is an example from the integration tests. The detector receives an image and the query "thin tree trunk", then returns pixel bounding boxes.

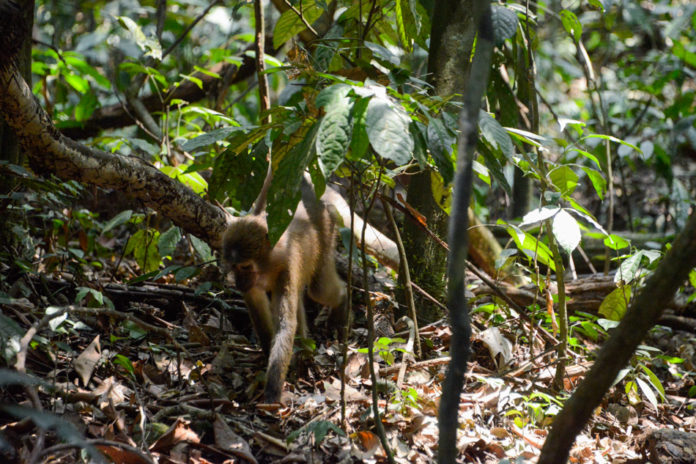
[538,209,696,463]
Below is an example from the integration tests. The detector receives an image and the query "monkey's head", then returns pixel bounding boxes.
[220,215,272,292]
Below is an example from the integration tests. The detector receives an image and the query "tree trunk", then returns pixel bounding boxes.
[0,0,33,193]
[402,0,477,320]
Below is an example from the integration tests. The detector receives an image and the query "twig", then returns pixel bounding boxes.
[359,168,394,463]
[383,199,421,357]
[162,0,222,60]
[281,0,319,37]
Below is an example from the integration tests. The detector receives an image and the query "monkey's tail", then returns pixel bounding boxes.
[252,160,274,216]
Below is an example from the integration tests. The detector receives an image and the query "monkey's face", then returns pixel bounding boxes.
[221,215,271,291]
[231,260,258,292]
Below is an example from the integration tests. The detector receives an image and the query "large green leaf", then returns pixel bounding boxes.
[365,96,413,165]
[552,209,581,254]
[316,84,351,108]
[316,89,352,176]
[349,97,370,161]
[395,0,418,51]
[598,286,631,321]
[479,111,514,159]
[548,165,579,195]
[273,0,329,49]
[125,229,161,274]
[267,124,320,244]
[426,117,455,184]
[491,5,518,45]
[559,10,582,42]
[208,129,269,206]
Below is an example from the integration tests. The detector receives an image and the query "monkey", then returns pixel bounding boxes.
[220,175,347,403]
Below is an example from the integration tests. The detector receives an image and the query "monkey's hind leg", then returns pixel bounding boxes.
[308,265,347,328]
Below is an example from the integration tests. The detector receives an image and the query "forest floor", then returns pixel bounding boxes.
[2,260,696,463]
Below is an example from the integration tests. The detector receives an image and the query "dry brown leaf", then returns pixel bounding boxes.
[213,414,257,464]
[74,335,101,386]
[150,418,200,453]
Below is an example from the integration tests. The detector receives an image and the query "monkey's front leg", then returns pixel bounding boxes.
[264,279,300,403]
[244,286,274,356]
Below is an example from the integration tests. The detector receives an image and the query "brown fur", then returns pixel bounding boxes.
[221,179,346,402]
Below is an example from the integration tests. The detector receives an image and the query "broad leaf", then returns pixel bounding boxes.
[366,96,413,165]
[316,91,352,176]
[548,165,579,195]
[598,286,631,321]
[520,206,560,227]
[552,209,581,254]
[491,5,518,45]
[273,0,328,49]
[479,111,514,159]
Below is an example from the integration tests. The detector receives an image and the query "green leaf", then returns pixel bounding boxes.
[349,97,370,161]
[580,166,606,199]
[587,0,605,12]
[190,234,213,262]
[63,73,89,93]
[548,165,579,195]
[582,134,642,154]
[672,41,696,68]
[160,165,208,195]
[125,229,162,274]
[158,226,182,258]
[208,128,269,205]
[74,92,98,122]
[182,126,243,152]
[102,210,133,234]
[560,10,582,42]
[316,93,352,176]
[635,377,659,409]
[365,95,413,165]
[395,0,416,51]
[598,286,631,321]
[491,5,518,45]
[502,222,556,271]
[615,250,660,284]
[267,124,319,244]
[641,365,665,400]
[316,84,351,108]
[552,209,581,254]
[603,233,630,251]
[520,206,560,227]
[273,0,328,49]
[479,111,514,159]
[427,117,455,184]
[174,266,199,281]
[46,306,67,331]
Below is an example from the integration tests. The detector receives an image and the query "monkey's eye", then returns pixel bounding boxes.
[238,262,254,272]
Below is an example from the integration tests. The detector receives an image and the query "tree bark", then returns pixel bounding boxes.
[0,0,33,191]
[0,64,230,248]
[538,208,696,463]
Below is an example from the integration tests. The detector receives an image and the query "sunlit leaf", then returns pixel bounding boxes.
[560,10,582,41]
[598,286,631,321]
[552,209,581,254]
